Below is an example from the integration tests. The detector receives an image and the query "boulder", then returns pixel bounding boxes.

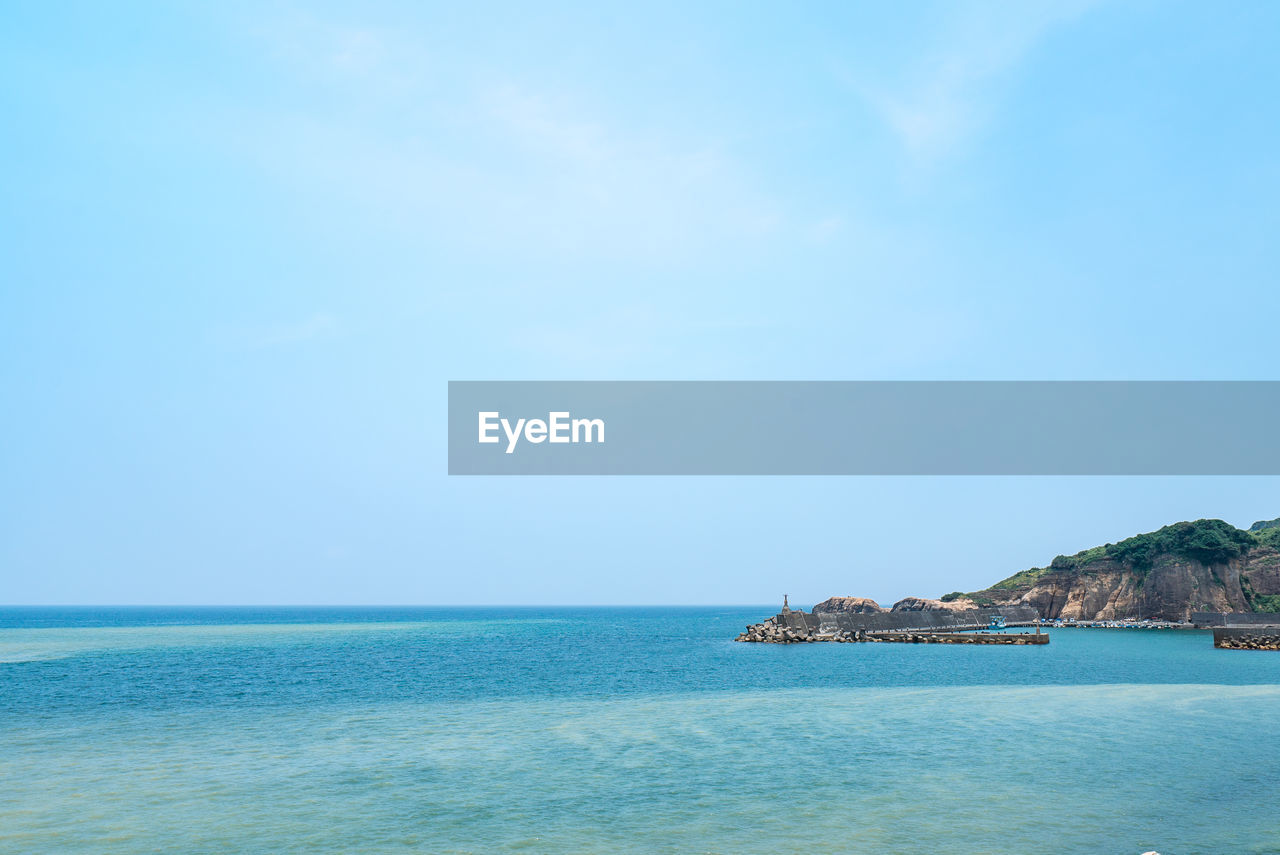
[812,596,884,614]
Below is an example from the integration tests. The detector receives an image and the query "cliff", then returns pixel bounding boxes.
[967,518,1280,621]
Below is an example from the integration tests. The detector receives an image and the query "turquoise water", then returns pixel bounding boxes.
[3,608,1279,854]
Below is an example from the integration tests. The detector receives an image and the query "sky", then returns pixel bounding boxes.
[3,0,1279,605]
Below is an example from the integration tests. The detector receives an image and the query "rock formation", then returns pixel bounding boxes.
[890,596,978,612]
[807,595,983,614]
[811,596,884,613]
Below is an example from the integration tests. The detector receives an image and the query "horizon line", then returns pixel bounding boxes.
[0,603,798,609]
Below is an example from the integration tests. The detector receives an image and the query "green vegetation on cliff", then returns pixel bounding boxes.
[1107,519,1255,570]
[1240,574,1280,613]
[989,565,1052,591]
[986,518,1274,591]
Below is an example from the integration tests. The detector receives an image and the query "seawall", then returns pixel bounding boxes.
[736,604,1044,644]
[1213,627,1280,650]
[786,604,1040,633]
[1194,611,1280,627]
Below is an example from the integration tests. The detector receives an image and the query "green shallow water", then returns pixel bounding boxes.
[2,608,1278,854]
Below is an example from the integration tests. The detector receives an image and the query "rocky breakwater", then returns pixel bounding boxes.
[735,616,868,643]
[870,632,1047,645]
[734,597,1046,644]
[1213,628,1280,650]
[733,618,1046,645]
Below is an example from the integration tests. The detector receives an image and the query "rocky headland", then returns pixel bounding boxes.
[736,516,1280,645]
[962,517,1280,622]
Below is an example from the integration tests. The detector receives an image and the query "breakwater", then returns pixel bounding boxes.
[875,631,1047,644]
[735,621,1047,645]
[1213,628,1280,650]
[1193,611,1280,628]
[1051,619,1188,629]
[735,604,1046,644]
[791,604,1038,633]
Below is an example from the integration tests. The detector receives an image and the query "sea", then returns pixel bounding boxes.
[2,606,1278,854]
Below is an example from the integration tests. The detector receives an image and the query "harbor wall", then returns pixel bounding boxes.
[1192,612,1280,627]
[1213,627,1280,650]
[781,605,1040,633]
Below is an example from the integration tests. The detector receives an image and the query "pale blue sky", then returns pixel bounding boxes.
[3,1,1279,605]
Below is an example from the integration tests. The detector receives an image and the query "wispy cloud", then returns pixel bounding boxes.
[211,313,342,350]
[509,304,772,376]
[486,86,610,166]
[511,304,672,370]
[842,0,1102,160]
[252,12,405,91]
[476,84,781,252]
[211,16,787,261]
